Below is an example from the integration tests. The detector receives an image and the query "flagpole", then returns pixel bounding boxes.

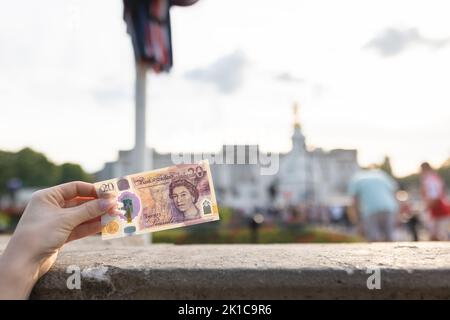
[135,61,152,244]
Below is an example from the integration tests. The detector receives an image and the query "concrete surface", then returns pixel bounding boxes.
[1,235,450,299]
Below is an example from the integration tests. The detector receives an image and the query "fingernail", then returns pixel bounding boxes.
[107,209,126,217]
[99,198,115,212]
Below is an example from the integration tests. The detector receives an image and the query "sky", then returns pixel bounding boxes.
[1,0,450,177]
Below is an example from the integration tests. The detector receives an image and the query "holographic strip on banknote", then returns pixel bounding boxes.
[94,160,219,240]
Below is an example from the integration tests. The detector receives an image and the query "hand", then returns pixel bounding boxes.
[0,181,117,299]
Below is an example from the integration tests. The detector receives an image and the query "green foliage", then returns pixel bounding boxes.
[0,150,16,194]
[0,212,12,230]
[15,148,60,187]
[0,147,92,194]
[217,207,232,224]
[397,173,420,190]
[379,155,393,177]
[59,163,93,183]
[397,158,450,191]
[438,164,450,189]
[152,225,363,244]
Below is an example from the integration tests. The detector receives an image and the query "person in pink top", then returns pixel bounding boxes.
[420,162,450,240]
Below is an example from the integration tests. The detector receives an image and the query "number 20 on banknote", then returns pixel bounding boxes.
[94,160,220,240]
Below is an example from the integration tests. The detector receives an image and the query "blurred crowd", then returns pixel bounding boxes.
[346,162,450,241]
[237,162,450,242]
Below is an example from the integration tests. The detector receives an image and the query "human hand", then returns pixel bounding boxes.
[0,181,117,299]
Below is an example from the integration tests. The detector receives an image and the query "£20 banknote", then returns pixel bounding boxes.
[94,160,219,240]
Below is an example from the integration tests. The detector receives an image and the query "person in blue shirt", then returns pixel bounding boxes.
[349,168,399,242]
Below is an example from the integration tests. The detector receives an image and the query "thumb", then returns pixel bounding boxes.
[65,198,116,226]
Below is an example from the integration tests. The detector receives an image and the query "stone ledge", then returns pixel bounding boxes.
[1,236,450,299]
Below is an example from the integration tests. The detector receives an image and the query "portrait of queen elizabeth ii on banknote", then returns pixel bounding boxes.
[95,160,219,240]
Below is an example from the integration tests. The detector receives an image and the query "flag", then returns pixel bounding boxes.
[124,0,173,72]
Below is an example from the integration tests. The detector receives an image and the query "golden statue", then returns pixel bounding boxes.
[293,102,301,129]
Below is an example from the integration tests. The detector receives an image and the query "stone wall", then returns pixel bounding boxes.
[1,236,449,299]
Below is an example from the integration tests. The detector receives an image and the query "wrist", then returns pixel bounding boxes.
[0,241,40,299]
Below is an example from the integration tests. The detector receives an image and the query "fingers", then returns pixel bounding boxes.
[63,196,96,209]
[64,198,116,226]
[79,216,101,224]
[66,220,102,243]
[54,181,98,201]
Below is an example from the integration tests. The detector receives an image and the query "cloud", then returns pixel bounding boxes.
[275,72,305,83]
[311,83,328,98]
[91,81,132,106]
[184,50,247,94]
[364,28,450,57]
[272,72,327,99]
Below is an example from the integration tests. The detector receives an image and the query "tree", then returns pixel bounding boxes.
[0,147,92,195]
[0,150,16,194]
[59,163,93,184]
[397,157,450,191]
[15,148,59,187]
[437,159,450,189]
[379,156,393,177]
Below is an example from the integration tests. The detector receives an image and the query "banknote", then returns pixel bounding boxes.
[94,160,219,240]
